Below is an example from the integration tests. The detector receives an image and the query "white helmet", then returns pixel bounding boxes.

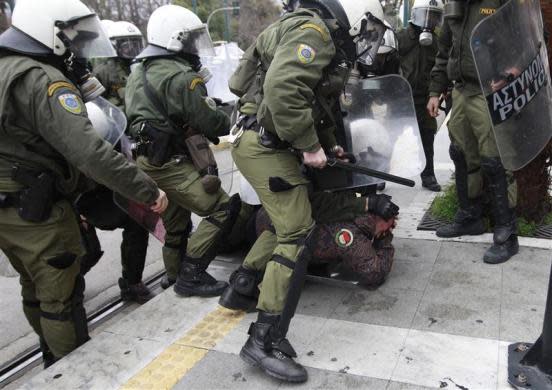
[138,4,214,59]
[378,21,397,54]
[0,0,115,58]
[299,0,388,65]
[102,20,144,59]
[411,0,444,31]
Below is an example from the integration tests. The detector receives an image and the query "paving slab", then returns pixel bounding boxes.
[391,330,500,390]
[392,239,442,265]
[331,288,424,329]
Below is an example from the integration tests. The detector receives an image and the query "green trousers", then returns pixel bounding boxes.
[0,200,84,358]
[137,157,231,280]
[448,89,517,206]
[232,131,314,314]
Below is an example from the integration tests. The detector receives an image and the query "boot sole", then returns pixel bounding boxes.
[174,285,226,298]
[239,349,307,383]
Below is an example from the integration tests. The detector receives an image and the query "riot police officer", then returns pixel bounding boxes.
[397,0,444,192]
[0,0,168,365]
[126,5,240,296]
[226,0,394,382]
[427,0,518,264]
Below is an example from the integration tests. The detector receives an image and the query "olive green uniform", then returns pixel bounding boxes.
[429,0,517,205]
[0,54,159,358]
[231,9,348,313]
[126,57,232,281]
[397,24,438,178]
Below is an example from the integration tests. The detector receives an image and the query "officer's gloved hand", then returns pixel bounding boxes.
[367,194,399,220]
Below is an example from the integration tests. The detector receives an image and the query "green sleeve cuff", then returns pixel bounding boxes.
[291,128,321,152]
[429,91,441,97]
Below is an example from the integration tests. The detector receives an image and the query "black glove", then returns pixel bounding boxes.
[367,194,399,220]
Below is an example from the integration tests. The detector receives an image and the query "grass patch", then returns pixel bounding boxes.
[430,184,458,222]
[428,184,552,237]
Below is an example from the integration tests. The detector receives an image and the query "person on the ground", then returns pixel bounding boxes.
[427,0,518,264]
[224,0,395,382]
[397,0,444,192]
[126,5,240,296]
[0,0,168,367]
[75,20,153,303]
[222,189,397,312]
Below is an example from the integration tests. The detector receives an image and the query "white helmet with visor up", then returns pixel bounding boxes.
[140,5,215,59]
[3,0,115,58]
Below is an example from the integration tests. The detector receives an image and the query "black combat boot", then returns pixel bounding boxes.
[160,275,176,289]
[40,338,56,369]
[420,128,441,192]
[240,311,308,383]
[219,266,262,311]
[436,202,486,238]
[174,258,228,297]
[119,278,154,304]
[437,144,486,238]
[481,157,519,264]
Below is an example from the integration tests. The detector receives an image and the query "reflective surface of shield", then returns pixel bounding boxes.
[113,193,166,243]
[314,75,425,191]
[85,97,126,145]
[201,42,243,103]
[471,0,552,170]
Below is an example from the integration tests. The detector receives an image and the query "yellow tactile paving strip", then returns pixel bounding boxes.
[121,307,246,390]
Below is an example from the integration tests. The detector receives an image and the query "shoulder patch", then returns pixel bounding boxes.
[297,44,316,65]
[335,228,354,248]
[58,93,84,115]
[48,81,78,97]
[300,23,329,42]
[189,77,205,91]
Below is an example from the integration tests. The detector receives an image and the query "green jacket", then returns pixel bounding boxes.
[253,9,347,152]
[93,58,129,109]
[125,57,230,141]
[429,0,504,96]
[0,54,158,204]
[397,24,438,106]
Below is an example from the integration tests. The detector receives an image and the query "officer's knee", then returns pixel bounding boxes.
[480,156,505,177]
[449,143,466,164]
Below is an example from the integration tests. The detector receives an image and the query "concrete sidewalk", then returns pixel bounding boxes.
[13,234,548,390]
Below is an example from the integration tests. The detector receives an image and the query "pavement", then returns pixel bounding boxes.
[3,122,551,389]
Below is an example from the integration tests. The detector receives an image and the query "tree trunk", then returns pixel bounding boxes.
[514,1,552,223]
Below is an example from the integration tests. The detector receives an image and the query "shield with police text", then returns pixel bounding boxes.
[313,75,425,191]
[471,0,552,170]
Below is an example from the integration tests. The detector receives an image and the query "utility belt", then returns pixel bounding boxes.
[0,166,60,222]
[237,115,290,150]
[134,121,221,194]
[134,122,188,167]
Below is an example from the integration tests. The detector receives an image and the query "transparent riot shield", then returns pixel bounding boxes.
[113,192,166,243]
[314,75,425,191]
[201,42,243,103]
[85,97,126,145]
[471,0,552,170]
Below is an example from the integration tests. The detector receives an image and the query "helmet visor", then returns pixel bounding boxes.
[63,15,116,59]
[356,17,387,66]
[114,37,144,59]
[181,25,215,57]
[411,8,444,30]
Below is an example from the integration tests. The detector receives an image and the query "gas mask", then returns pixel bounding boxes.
[411,4,444,45]
[419,30,434,46]
[66,56,106,102]
[198,66,213,83]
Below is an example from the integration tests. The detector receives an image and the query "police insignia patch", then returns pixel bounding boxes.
[335,228,354,248]
[189,77,205,91]
[297,44,316,64]
[58,93,83,115]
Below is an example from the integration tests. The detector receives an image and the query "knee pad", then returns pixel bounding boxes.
[229,266,262,297]
[449,143,466,165]
[480,157,505,177]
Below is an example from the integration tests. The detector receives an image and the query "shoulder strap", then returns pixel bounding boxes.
[141,61,178,135]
